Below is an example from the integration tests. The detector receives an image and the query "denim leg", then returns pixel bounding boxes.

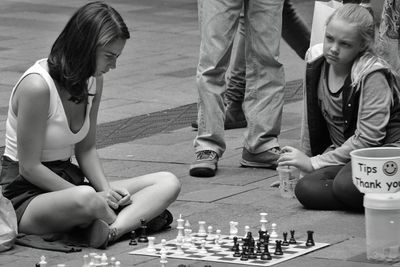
[194,0,243,156]
[225,12,246,103]
[243,0,285,153]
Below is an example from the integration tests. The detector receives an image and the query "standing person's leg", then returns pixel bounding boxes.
[224,13,247,129]
[190,0,242,177]
[281,0,311,60]
[240,0,285,168]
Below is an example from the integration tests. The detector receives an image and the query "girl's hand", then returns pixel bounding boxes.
[99,188,132,210]
[277,146,314,173]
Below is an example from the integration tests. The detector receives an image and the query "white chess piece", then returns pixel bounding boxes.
[198,221,207,237]
[229,221,239,239]
[160,238,168,254]
[175,239,185,255]
[147,236,156,253]
[38,255,47,267]
[199,239,208,254]
[160,253,168,267]
[244,225,250,238]
[270,223,278,238]
[183,228,193,248]
[212,229,222,251]
[206,225,214,241]
[176,214,185,242]
[260,212,268,232]
[184,219,191,229]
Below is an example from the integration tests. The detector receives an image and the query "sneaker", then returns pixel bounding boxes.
[191,101,247,130]
[240,147,282,169]
[189,150,219,177]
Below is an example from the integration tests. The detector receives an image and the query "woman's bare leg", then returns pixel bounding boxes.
[109,171,181,239]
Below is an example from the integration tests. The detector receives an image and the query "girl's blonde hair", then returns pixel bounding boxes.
[326,4,394,86]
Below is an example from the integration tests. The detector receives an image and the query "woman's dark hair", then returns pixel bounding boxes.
[48,1,130,103]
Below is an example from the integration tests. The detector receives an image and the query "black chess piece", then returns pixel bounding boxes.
[274,240,283,255]
[261,242,272,260]
[289,230,296,244]
[306,230,315,247]
[263,233,270,244]
[248,243,257,259]
[258,230,267,243]
[233,243,241,257]
[240,246,249,261]
[282,232,289,246]
[137,219,149,243]
[129,230,138,245]
[256,241,262,256]
[231,236,238,251]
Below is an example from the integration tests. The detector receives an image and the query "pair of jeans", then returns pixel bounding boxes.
[294,162,364,210]
[225,0,311,104]
[195,0,285,156]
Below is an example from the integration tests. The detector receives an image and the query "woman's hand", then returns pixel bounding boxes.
[98,187,132,210]
[278,146,314,173]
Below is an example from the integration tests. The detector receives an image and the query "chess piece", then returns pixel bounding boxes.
[270,223,278,238]
[233,243,241,257]
[183,228,192,248]
[231,236,238,251]
[256,242,262,256]
[175,238,185,255]
[248,243,257,259]
[306,230,315,247]
[244,225,250,238]
[198,221,207,237]
[206,225,214,241]
[129,230,137,245]
[184,219,191,229]
[101,253,108,266]
[38,255,47,267]
[240,246,249,261]
[274,240,283,255]
[176,214,185,242]
[229,221,239,239]
[82,254,90,267]
[261,242,272,260]
[282,232,289,246]
[160,239,168,254]
[147,237,156,253]
[260,212,268,232]
[138,219,149,243]
[212,229,222,250]
[160,252,168,267]
[289,230,297,244]
[199,239,207,254]
[109,256,116,267]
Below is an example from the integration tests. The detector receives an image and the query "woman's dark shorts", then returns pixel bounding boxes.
[0,155,86,223]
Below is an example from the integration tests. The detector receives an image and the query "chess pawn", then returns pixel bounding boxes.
[212,229,222,250]
[289,229,297,244]
[160,253,168,267]
[129,230,137,246]
[270,223,278,238]
[282,232,290,246]
[138,219,149,243]
[199,239,208,254]
[160,239,168,254]
[183,228,192,248]
[175,238,185,255]
[206,225,214,241]
[184,219,191,229]
[274,240,283,255]
[38,255,47,267]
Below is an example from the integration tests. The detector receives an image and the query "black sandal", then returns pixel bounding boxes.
[146,209,173,233]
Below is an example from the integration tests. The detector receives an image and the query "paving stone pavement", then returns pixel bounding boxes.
[0,0,389,266]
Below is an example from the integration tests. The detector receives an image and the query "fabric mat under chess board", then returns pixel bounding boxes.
[130,234,330,266]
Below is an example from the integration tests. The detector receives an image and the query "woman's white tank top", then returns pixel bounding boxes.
[4,59,96,162]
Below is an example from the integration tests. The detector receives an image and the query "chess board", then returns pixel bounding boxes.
[130,234,330,266]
